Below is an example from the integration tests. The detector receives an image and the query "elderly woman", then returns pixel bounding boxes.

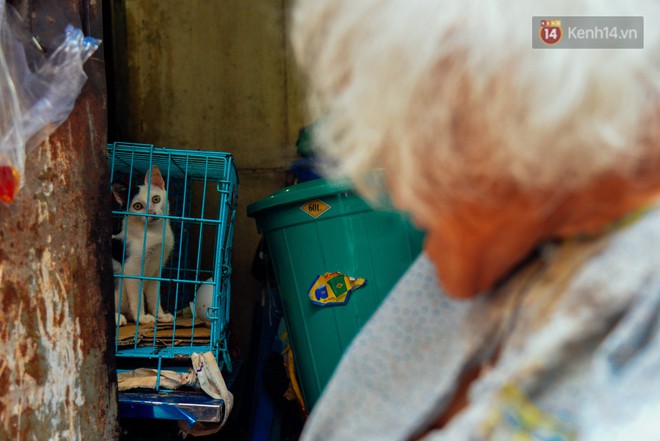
[291,0,660,440]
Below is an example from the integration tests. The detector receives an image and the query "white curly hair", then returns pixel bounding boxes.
[292,0,660,223]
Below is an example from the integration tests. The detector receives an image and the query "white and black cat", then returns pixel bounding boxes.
[112,165,175,326]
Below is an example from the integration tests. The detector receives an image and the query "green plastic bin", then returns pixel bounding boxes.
[247,178,424,409]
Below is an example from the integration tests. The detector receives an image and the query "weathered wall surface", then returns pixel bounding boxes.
[109,0,309,355]
[0,1,118,439]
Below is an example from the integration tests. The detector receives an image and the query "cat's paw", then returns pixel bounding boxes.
[158,312,174,323]
[115,313,127,327]
[138,314,156,325]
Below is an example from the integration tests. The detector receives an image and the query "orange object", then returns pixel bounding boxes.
[0,165,20,203]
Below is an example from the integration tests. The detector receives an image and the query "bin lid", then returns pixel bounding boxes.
[247,178,354,216]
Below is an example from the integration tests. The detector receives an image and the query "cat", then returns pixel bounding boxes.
[112,165,175,326]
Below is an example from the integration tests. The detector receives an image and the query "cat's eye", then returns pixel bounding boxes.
[152,195,161,204]
[133,202,143,211]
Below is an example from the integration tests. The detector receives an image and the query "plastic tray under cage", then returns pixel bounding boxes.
[108,142,238,373]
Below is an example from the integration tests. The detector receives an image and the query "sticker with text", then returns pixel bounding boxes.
[300,199,331,218]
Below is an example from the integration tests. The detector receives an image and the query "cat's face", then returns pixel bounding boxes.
[113,165,169,223]
[129,185,168,223]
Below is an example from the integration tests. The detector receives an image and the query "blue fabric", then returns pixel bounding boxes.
[249,291,284,441]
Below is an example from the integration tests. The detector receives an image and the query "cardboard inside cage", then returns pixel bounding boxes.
[117,317,211,347]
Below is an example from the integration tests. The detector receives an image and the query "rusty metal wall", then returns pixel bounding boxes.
[0,1,118,439]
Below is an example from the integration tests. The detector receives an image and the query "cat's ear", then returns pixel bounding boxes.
[112,181,129,205]
[148,165,166,190]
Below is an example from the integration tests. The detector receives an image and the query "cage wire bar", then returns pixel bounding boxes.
[108,142,238,375]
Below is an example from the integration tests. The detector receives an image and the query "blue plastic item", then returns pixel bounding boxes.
[108,142,238,373]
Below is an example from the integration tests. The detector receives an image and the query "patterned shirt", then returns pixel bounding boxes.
[301,206,660,441]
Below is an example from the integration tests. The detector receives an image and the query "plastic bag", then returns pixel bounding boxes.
[0,2,100,204]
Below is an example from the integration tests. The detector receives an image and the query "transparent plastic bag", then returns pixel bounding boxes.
[0,2,100,204]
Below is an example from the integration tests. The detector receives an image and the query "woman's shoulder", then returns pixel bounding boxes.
[569,203,660,303]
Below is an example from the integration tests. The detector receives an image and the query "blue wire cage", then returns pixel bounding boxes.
[108,142,238,374]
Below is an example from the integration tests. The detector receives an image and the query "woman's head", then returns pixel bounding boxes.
[292,0,660,228]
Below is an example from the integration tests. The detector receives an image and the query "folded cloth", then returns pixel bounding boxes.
[117,367,196,391]
[117,351,234,430]
[191,351,234,427]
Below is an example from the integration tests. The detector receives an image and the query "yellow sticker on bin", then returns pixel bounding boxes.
[308,272,366,306]
[300,199,331,218]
